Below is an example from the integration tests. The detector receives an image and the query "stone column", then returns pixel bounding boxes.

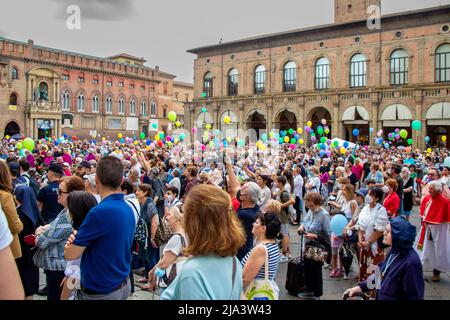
[298,102,305,131]
[371,99,379,146]
[266,104,273,131]
[414,91,424,150]
[238,103,245,131]
[333,101,339,139]
[213,104,219,130]
[33,119,38,139]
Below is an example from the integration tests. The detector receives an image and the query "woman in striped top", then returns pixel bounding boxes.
[241,212,281,295]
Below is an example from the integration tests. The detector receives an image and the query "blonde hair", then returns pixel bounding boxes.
[169,206,184,225]
[263,200,281,215]
[183,184,246,257]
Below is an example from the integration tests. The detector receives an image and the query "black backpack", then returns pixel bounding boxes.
[130,201,148,256]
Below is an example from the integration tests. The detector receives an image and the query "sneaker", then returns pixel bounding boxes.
[343,274,349,280]
[280,255,289,263]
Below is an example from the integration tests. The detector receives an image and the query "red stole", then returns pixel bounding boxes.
[418,194,450,248]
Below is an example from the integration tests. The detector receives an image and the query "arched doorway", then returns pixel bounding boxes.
[4,121,20,137]
[426,102,450,148]
[381,104,412,146]
[308,107,332,137]
[276,109,297,131]
[342,106,370,144]
[246,110,266,139]
[220,110,238,139]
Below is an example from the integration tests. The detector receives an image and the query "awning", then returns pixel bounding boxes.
[383,120,411,127]
[381,104,412,121]
[343,120,369,125]
[427,120,450,126]
[426,102,450,119]
[342,106,369,121]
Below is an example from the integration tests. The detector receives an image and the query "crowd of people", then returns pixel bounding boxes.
[0,135,449,301]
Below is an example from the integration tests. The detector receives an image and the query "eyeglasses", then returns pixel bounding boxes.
[58,189,69,195]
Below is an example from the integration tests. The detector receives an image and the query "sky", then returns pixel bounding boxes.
[1,0,449,83]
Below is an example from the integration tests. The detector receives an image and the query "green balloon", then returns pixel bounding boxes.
[290,138,296,144]
[23,138,35,151]
[139,132,146,139]
[288,128,294,135]
[333,141,339,147]
[151,123,158,129]
[399,129,408,139]
[320,137,327,144]
[407,138,413,145]
[317,128,324,135]
[412,120,421,131]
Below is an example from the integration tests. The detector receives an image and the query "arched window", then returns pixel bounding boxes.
[228,69,239,96]
[254,65,266,94]
[119,97,125,115]
[11,67,19,80]
[106,96,112,114]
[350,53,367,87]
[130,98,136,115]
[141,100,147,116]
[283,61,296,92]
[315,57,330,90]
[9,93,17,105]
[390,49,409,85]
[106,77,113,87]
[151,100,157,116]
[62,91,70,111]
[92,95,99,113]
[77,93,85,112]
[203,72,213,98]
[63,70,70,81]
[436,43,450,83]
[78,73,85,83]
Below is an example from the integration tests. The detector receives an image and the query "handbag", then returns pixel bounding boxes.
[243,245,279,300]
[304,240,328,263]
[32,247,47,269]
[154,216,174,247]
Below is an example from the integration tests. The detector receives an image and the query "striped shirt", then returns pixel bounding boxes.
[241,243,281,281]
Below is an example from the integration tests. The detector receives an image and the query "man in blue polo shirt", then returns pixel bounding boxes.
[64,156,135,300]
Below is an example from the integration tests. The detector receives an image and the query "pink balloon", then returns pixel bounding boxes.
[192,127,198,133]
[305,127,311,133]
[311,136,317,142]
[201,144,206,151]
[166,136,171,142]
[290,144,296,150]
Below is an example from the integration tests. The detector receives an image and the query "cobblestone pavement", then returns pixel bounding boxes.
[34,206,449,300]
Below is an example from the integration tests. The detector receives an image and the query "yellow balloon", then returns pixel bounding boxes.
[427,148,432,153]
[5,135,10,139]
[340,147,347,154]
[224,116,231,124]
[133,141,138,145]
[307,121,312,127]
[442,136,447,142]
[298,139,304,145]
[155,134,160,141]
[102,137,106,141]
[284,136,290,143]
[206,124,212,130]
[175,121,181,127]
[297,128,303,134]
[227,137,232,143]
[118,133,123,139]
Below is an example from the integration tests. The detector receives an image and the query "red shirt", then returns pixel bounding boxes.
[351,164,364,181]
[384,192,400,217]
[232,197,240,213]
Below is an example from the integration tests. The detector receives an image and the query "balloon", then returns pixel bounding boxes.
[320,137,327,144]
[238,139,245,147]
[333,141,339,147]
[395,129,400,134]
[399,129,408,139]
[192,127,198,134]
[201,107,207,113]
[118,133,123,139]
[311,136,317,142]
[279,137,284,144]
[330,214,348,236]
[442,136,447,142]
[343,141,349,148]
[395,134,400,140]
[369,127,374,133]
[16,142,23,150]
[405,147,411,153]
[320,143,326,150]
[326,139,332,146]
[175,121,181,127]
[134,141,139,145]
[158,140,163,147]
[261,134,268,142]
[319,150,325,158]
[321,119,327,125]
[284,136,290,143]
[119,138,125,144]
[299,139,304,145]
[269,132,275,138]
[427,148,432,153]
[205,124,212,130]
[155,134,160,141]
[317,127,324,135]
[152,123,158,130]
[166,136,171,142]
[22,138,34,151]
[353,129,359,137]
[290,138,296,144]
[224,116,231,124]
[425,136,430,143]
[146,139,151,146]
[305,127,311,133]
[159,132,164,139]
[340,147,346,154]
[325,128,330,135]
[384,142,390,149]
[297,128,303,134]
[72,136,77,141]
[288,128,294,135]
[180,133,185,141]
[209,141,214,148]
[168,111,177,122]
[412,120,422,131]
[140,132,146,139]
[407,138,413,145]
[307,121,312,127]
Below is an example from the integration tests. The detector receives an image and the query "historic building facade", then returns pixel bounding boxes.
[0,37,192,140]
[185,0,450,149]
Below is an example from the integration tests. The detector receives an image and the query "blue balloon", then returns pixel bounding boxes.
[384,142,390,149]
[54,141,59,146]
[120,138,124,144]
[320,143,326,150]
[343,141,349,148]
[353,129,360,137]
[319,150,325,158]
[171,137,175,143]
[330,214,348,236]
[425,136,430,143]
[63,134,67,139]
[146,139,151,146]
[281,131,286,137]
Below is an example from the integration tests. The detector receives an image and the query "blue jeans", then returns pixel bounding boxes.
[399,197,404,216]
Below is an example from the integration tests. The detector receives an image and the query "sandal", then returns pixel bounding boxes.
[137,278,148,284]
[329,270,337,278]
[140,283,154,291]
